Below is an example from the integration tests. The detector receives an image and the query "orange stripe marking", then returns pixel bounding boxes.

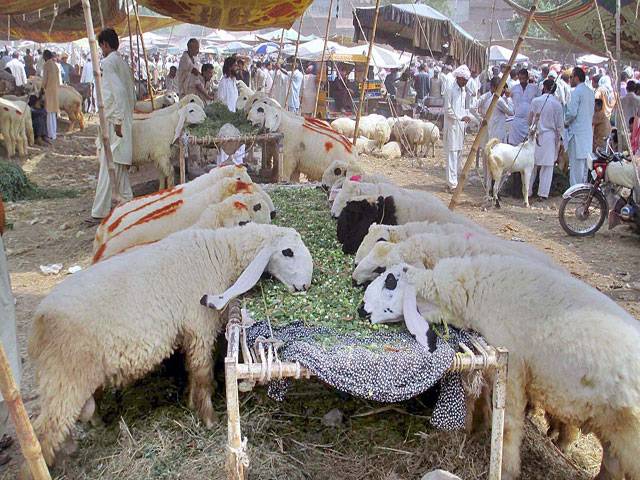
[303,124,353,154]
[234,201,248,210]
[107,187,184,233]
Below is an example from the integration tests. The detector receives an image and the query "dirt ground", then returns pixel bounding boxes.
[1,117,639,479]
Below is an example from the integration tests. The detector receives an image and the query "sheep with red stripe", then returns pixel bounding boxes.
[248,97,358,182]
[93,177,272,262]
[93,192,272,263]
[26,223,313,470]
[94,165,275,248]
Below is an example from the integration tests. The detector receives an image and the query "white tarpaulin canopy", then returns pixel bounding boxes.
[258,28,316,43]
[343,44,411,69]
[576,54,608,64]
[283,38,346,60]
[489,45,529,62]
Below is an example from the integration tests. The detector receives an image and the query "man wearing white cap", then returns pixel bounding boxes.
[443,65,473,191]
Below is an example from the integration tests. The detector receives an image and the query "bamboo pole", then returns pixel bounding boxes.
[615,0,621,62]
[352,0,381,143]
[448,1,539,210]
[313,0,335,118]
[81,0,121,204]
[284,15,305,109]
[96,0,105,29]
[0,338,50,479]
[126,1,135,78]
[274,28,286,69]
[132,0,155,110]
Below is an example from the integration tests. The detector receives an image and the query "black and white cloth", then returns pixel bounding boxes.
[245,321,481,431]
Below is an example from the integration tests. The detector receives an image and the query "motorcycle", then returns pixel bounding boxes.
[559,132,640,236]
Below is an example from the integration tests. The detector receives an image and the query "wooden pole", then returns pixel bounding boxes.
[487,0,497,67]
[126,0,135,78]
[274,29,286,68]
[285,16,305,109]
[81,0,121,204]
[132,0,155,109]
[615,0,621,62]
[96,0,105,29]
[448,1,539,210]
[0,343,51,479]
[352,0,381,143]
[313,0,335,118]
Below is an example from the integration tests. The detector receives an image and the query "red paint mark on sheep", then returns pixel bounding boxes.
[92,243,107,263]
[235,181,253,193]
[107,187,183,233]
[350,175,362,182]
[234,201,248,210]
[464,232,474,240]
[111,200,184,241]
[324,142,333,152]
[302,124,353,154]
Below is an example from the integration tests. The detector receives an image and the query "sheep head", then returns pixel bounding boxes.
[321,159,350,189]
[352,241,399,286]
[163,92,179,107]
[248,99,282,132]
[337,196,397,255]
[178,94,205,110]
[354,223,392,265]
[201,227,313,310]
[173,103,207,143]
[358,264,435,349]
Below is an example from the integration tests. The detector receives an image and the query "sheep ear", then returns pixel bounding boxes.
[201,246,273,310]
[402,283,430,348]
[173,107,187,144]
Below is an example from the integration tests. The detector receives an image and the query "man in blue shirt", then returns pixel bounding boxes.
[565,67,596,185]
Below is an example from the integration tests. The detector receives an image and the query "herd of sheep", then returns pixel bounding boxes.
[324,158,640,480]
[8,79,640,480]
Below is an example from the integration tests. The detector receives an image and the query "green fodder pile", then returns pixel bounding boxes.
[24,186,599,480]
[0,161,78,202]
[187,102,259,137]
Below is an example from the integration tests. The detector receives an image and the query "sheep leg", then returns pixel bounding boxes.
[521,169,532,208]
[501,363,527,480]
[601,411,640,480]
[595,442,624,480]
[183,331,216,428]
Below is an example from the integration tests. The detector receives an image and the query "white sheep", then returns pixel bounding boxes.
[93,166,270,247]
[94,176,271,257]
[352,231,562,285]
[27,223,313,468]
[0,97,25,158]
[93,191,272,263]
[355,136,377,155]
[378,141,402,160]
[148,94,205,118]
[484,136,535,208]
[355,221,489,265]
[359,114,391,148]
[330,117,356,137]
[391,119,423,155]
[134,92,179,113]
[320,159,391,189]
[248,98,358,182]
[336,189,480,254]
[418,121,439,157]
[132,102,207,189]
[360,257,640,479]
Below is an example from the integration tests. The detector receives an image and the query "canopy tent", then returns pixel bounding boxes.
[257,28,316,43]
[253,41,279,55]
[353,3,487,72]
[503,0,640,61]
[343,44,412,69]
[0,0,178,44]
[282,38,358,62]
[221,41,253,53]
[576,53,609,64]
[203,30,241,43]
[0,0,314,31]
[489,45,529,63]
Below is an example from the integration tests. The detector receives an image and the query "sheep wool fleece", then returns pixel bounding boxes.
[246,320,480,431]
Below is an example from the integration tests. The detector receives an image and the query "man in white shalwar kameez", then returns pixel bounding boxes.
[216,56,245,166]
[80,54,97,113]
[270,66,288,108]
[443,65,473,190]
[528,79,564,199]
[90,29,136,221]
[509,68,538,145]
[565,67,595,185]
[0,201,19,467]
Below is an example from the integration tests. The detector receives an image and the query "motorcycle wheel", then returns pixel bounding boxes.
[558,188,608,236]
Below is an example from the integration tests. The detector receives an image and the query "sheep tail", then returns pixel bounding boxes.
[484,137,500,159]
[485,138,502,181]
